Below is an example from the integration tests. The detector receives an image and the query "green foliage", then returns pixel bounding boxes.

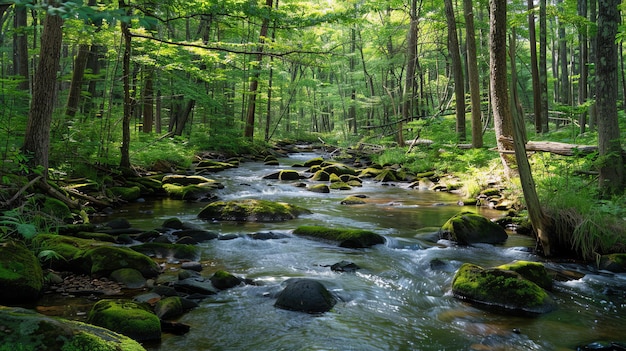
[0,210,37,241]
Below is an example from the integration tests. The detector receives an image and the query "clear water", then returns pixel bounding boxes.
[97,153,626,351]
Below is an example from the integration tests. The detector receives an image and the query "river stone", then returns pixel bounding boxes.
[0,241,43,303]
[293,225,385,248]
[174,277,219,296]
[0,306,146,351]
[340,196,366,205]
[496,260,553,291]
[84,246,161,278]
[197,199,311,222]
[162,174,216,186]
[598,253,626,273]
[439,211,508,245]
[320,162,358,176]
[303,157,324,167]
[154,296,199,320]
[172,229,219,242]
[209,270,243,290]
[274,278,337,313]
[373,169,398,182]
[87,299,161,342]
[308,184,330,193]
[311,170,330,181]
[451,263,556,315]
[279,170,302,181]
[330,260,360,272]
[131,242,200,261]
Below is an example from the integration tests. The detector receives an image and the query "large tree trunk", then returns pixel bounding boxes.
[401,0,420,146]
[596,0,624,196]
[539,0,549,132]
[578,0,589,134]
[490,0,551,255]
[463,0,483,148]
[22,2,64,179]
[142,67,154,133]
[13,4,29,91]
[444,0,466,142]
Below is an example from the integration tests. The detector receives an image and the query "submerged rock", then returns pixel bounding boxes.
[451,263,556,315]
[0,241,43,303]
[293,225,385,248]
[439,211,508,245]
[198,199,311,222]
[274,278,337,313]
[0,306,146,351]
[209,270,243,290]
[154,296,199,320]
[87,299,162,342]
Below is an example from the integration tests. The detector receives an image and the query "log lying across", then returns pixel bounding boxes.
[524,141,597,156]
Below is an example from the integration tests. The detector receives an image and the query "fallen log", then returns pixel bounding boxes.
[524,141,597,156]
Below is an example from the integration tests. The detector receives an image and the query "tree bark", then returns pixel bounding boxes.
[490,0,551,255]
[401,0,420,146]
[463,0,483,148]
[539,0,549,132]
[13,4,29,91]
[22,2,64,179]
[444,0,466,142]
[119,0,132,170]
[528,0,543,134]
[596,0,624,196]
[578,0,588,134]
[142,67,154,133]
[65,44,90,117]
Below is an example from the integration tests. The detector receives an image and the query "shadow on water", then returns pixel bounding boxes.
[92,153,625,351]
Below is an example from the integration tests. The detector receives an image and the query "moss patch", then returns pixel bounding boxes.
[293,225,385,248]
[198,199,311,222]
[87,300,161,342]
[0,241,43,302]
[440,211,508,245]
[451,263,555,315]
[497,260,552,290]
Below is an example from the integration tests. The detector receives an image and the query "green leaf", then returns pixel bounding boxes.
[16,223,37,240]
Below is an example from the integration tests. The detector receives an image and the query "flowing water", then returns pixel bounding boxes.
[99,153,625,351]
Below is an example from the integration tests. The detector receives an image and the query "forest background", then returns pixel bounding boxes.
[0,0,625,261]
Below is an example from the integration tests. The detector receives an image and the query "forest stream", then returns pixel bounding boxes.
[42,152,626,351]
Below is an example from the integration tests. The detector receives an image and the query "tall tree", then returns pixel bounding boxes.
[401,0,420,146]
[22,1,64,178]
[444,0,465,142]
[13,3,29,91]
[119,0,132,169]
[539,0,549,132]
[528,0,543,133]
[577,0,588,134]
[490,0,550,255]
[596,0,624,195]
[463,0,483,148]
[244,0,273,139]
[65,44,90,117]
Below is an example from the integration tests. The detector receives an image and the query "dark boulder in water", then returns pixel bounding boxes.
[274,278,337,313]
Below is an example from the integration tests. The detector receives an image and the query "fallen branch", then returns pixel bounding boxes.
[0,175,42,209]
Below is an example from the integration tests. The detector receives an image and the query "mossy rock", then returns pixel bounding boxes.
[497,260,553,290]
[293,225,385,248]
[153,296,198,320]
[84,246,161,278]
[279,170,302,181]
[311,170,330,181]
[0,306,146,351]
[373,169,398,182]
[439,211,508,245]
[131,242,200,261]
[481,188,501,197]
[66,231,117,242]
[274,278,337,313]
[451,263,556,315]
[198,199,311,222]
[110,268,147,289]
[340,196,366,205]
[320,162,358,176]
[162,182,220,201]
[329,181,352,190]
[110,186,141,202]
[87,299,161,342]
[162,217,184,229]
[162,174,217,186]
[303,157,324,167]
[598,253,626,273]
[359,167,383,178]
[209,270,243,290]
[0,241,43,303]
[41,196,72,221]
[308,184,330,193]
[33,234,106,273]
[339,174,362,183]
[195,160,237,172]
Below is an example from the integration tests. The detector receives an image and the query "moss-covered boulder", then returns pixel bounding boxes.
[195,159,237,172]
[496,261,552,291]
[279,170,302,181]
[274,278,337,313]
[598,253,626,273]
[311,170,330,181]
[359,167,383,178]
[84,246,161,278]
[293,225,385,248]
[87,299,161,342]
[321,162,358,176]
[110,268,147,289]
[154,296,198,320]
[209,270,243,290]
[451,263,556,315]
[162,183,220,201]
[0,306,146,351]
[303,157,324,167]
[373,169,398,182]
[308,184,330,193]
[41,196,73,221]
[329,181,352,190]
[162,174,217,186]
[198,199,311,222]
[0,241,43,303]
[439,211,508,245]
[340,196,366,205]
[110,186,141,202]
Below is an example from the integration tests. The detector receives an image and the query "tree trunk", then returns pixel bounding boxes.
[463,0,483,148]
[578,0,589,134]
[596,0,624,196]
[490,0,551,255]
[65,44,90,117]
[13,4,29,91]
[557,0,570,112]
[444,0,466,142]
[119,0,132,170]
[528,0,543,134]
[22,2,64,178]
[244,0,273,140]
[509,30,526,143]
[401,0,420,146]
[589,0,597,131]
[539,0,549,132]
[174,99,196,136]
[489,0,515,178]
[142,67,154,133]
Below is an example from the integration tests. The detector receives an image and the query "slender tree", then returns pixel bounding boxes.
[119,0,132,169]
[401,0,419,146]
[463,0,483,148]
[444,0,465,142]
[13,4,29,91]
[539,0,549,132]
[596,0,624,196]
[528,0,543,133]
